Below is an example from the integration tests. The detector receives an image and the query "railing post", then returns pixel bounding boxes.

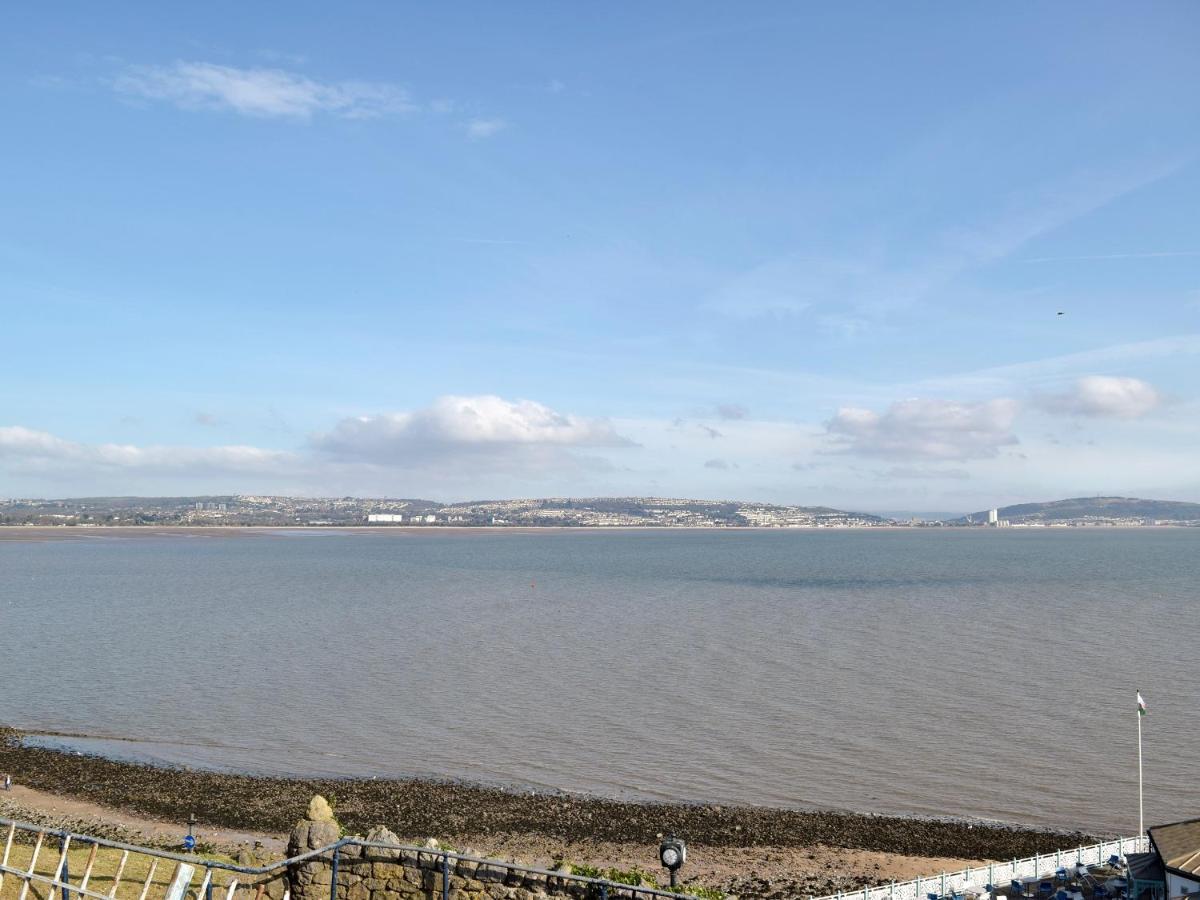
[441,852,449,900]
[60,835,70,900]
[206,869,214,900]
[330,847,339,900]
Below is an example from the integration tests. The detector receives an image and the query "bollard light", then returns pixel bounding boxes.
[183,813,197,852]
[659,834,686,887]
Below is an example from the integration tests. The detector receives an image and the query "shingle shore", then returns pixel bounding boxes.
[0,729,1098,859]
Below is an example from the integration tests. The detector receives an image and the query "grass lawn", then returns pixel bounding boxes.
[0,834,281,900]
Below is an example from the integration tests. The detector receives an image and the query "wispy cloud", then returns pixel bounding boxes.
[704,156,1185,326]
[1035,376,1162,419]
[0,425,293,473]
[452,238,531,246]
[878,466,971,480]
[827,398,1019,460]
[918,334,1200,394]
[465,118,508,140]
[114,61,416,120]
[1022,250,1200,263]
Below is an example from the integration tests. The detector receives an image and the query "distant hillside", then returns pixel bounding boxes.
[0,495,887,528]
[952,496,1200,525]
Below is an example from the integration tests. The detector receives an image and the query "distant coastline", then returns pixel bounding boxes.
[2,523,1196,543]
[3,494,1197,529]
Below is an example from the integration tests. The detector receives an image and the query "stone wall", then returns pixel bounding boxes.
[286,797,625,900]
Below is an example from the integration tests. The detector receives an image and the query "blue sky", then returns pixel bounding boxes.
[1,2,1198,513]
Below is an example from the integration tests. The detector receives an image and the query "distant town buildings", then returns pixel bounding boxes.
[986,508,1011,527]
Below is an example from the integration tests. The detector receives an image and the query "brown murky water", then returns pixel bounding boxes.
[2,527,1195,834]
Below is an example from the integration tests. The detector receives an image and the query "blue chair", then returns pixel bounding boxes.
[1094,887,1109,900]
[928,893,940,900]
[1038,882,1055,898]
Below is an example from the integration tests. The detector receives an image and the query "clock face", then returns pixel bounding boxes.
[662,848,680,868]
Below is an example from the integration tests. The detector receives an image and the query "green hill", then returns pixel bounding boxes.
[953,496,1200,525]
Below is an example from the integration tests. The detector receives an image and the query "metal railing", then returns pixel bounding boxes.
[0,816,689,900]
[810,835,1149,900]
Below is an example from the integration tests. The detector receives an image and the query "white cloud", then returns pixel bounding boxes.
[827,397,1019,460]
[465,118,507,140]
[0,396,633,496]
[310,395,631,466]
[114,61,416,120]
[0,425,293,473]
[1037,376,1162,418]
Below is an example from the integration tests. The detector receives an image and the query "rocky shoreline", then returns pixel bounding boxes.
[0,728,1099,861]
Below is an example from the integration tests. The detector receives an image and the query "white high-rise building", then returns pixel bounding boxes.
[987,508,999,525]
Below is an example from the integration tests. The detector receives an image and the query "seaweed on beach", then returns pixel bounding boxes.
[0,728,1100,859]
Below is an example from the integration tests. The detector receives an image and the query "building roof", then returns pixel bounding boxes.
[1149,819,1200,877]
[1128,852,1165,884]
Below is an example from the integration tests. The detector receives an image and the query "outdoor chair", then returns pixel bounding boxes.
[1039,881,1055,898]
[1094,886,1109,899]
[1057,869,1069,884]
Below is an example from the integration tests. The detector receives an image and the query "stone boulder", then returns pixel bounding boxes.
[288,795,343,858]
[364,826,402,861]
[308,795,337,823]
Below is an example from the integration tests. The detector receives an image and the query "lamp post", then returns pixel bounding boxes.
[659,835,686,888]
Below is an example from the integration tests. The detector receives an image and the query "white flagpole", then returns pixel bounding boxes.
[1138,690,1144,836]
